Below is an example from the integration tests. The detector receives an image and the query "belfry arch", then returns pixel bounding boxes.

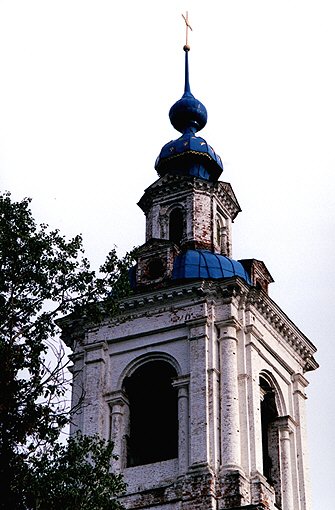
[123,359,178,467]
[259,370,286,417]
[259,373,284,508]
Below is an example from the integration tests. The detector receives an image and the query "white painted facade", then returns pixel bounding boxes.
[65,264,317,509]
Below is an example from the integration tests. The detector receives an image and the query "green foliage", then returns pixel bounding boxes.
[0,192,133,509]
[25,434,126,510]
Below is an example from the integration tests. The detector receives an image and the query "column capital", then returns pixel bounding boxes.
[186,317,210,328]
[245,323,263,341]
[292,372,309,389]
[187,317,210,341]
[84,341,108,364]
[275,415,297,434]
[105,390,129,408]
[217,317,242,340]
[172,374,190,389]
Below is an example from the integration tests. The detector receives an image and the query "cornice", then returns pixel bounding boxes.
[216,181,241,220]
[138,174,198,212]
[118,281,210,313]
[118,277,249,317]
[246,288,318,372]
[138,175,241,220]
[63,276,318,375]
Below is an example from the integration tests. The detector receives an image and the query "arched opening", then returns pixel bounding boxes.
[260,376,282,507]
[215,214,227,254]
[215,217,222,247]
[169,208,184,245]
[123,360,178,467]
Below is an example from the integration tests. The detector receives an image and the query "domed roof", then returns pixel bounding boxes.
[155,130,223,181]
[172,250,251,284]
[155,48,223,182]
[169,91,207,134]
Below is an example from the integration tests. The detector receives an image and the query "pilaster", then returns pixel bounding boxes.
[82,342,108,437]
[172,375,190,474]
[217,318,251,508]
[277,416,296,510]
[106,391,129,472]
[218,318,242,471]
[187,318,211,469]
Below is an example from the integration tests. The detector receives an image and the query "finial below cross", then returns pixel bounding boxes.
[182,11,192,50]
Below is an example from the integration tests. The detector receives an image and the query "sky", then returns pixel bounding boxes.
[0,0,334,506]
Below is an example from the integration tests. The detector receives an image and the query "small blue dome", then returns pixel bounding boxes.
[172,250,251,284]
[169,91,207,134]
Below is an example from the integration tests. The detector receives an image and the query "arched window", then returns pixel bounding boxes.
[260,376,281,507]
[215,214,227,254]
[216,217,222,247]
[169,208,184,245]
[123,360,178,467]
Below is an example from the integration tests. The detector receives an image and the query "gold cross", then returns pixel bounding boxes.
[182,11,192,49]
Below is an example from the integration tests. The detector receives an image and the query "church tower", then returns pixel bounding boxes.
[62,35,318,510]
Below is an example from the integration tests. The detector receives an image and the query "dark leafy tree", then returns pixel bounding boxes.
[25,434,126,510]
[0,192,133,509]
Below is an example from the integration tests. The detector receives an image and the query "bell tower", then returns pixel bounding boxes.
[62,30,318,510]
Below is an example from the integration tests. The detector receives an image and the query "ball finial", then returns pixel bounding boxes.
[183,44,190,52]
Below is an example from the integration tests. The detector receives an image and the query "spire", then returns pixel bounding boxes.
[155,13,223,182]
[184,47,191,95]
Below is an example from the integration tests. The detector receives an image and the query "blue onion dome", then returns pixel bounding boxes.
[155,47,223,182]
[169,95,207,133]
[172,250,251,285]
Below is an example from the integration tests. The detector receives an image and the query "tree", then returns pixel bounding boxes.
[0,192,133,508]
[25,434,126,510]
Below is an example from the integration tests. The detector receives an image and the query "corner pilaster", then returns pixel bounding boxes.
[82,342,108,437]
[292,373,312,510]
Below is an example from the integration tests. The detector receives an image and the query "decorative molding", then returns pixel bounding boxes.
[275,414,297,432]
[245,323,264,341]
[292,372,309,388]
[172,374,190,389]
[216,316,243,332]
[84,341,108,365]
[104,390,129,408]
[138,174,241,222]
[246,288,318,372]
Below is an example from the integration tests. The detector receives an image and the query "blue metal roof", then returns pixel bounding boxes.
[172,250,251,284]
[155,130,223,181]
